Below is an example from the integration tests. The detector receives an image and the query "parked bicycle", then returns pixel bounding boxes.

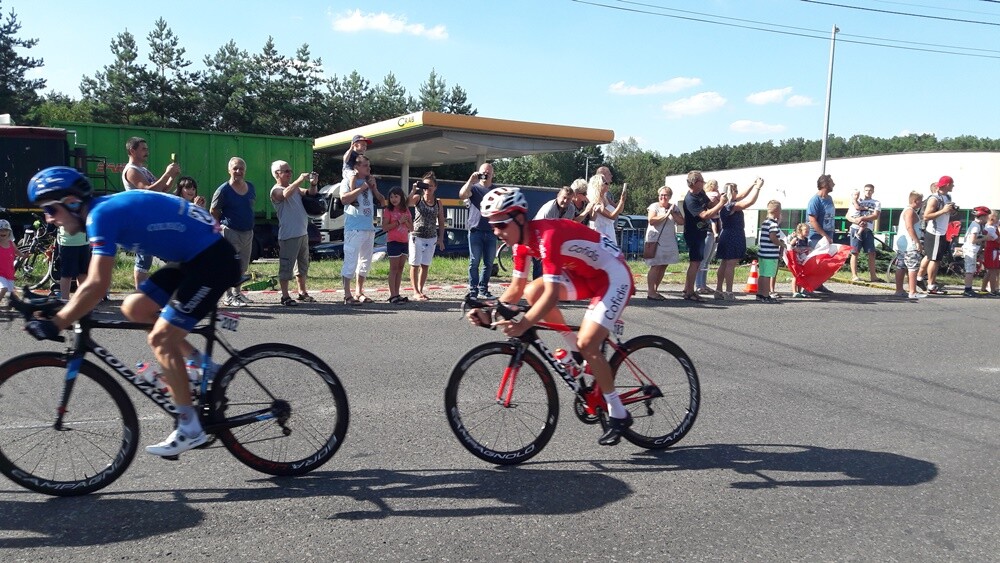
[12,214,57,290]
[445,297,700,465]
[0,289,349,496]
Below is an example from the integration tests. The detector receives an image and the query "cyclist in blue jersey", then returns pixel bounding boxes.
[23,166,241,457]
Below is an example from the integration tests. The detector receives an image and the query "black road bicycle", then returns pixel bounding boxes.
[445,298,700,465]
[0,290,349,496]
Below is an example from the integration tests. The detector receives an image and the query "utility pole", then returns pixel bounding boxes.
[820,24,839,175]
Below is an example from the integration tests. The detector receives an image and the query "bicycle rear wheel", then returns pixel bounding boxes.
[0,353,139,496]
[210,343,349,476]
[444,342,559,465]
[14,243,53,290]
[608,335,700,449]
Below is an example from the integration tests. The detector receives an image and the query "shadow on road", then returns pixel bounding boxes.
[619,442,938,489]
[0,467,630,546]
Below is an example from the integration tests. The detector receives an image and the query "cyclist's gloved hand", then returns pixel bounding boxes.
[467,308,492,328]
[25,319,60,341]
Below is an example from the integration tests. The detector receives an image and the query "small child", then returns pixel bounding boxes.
[0,220,27,307]
[756,200,786,303]
[343,135,372,178]
[787,222,811,297]
[961,206,991,297]
[848,189,865,241]
[381,187,412,304]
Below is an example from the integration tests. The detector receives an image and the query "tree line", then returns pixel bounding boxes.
[2,3,997,214]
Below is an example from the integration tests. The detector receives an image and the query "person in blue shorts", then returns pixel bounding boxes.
[23,167,241,457]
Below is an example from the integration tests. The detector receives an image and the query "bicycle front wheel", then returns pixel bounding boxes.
[608,335,700,450]
[0,353,139,496]
[210,344,349,476]
[444,342,559,465]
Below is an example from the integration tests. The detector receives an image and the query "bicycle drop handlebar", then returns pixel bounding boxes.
[9,288,64,322]
[462,295,525,329]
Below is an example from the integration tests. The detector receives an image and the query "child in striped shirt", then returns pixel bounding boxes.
[756,200,786,302]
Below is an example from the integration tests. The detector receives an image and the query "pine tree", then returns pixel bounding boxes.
[0,2,45,122]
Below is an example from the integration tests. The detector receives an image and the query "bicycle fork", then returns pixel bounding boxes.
[495,343,527,407]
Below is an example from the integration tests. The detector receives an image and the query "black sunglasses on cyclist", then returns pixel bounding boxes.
[41,199,83,216]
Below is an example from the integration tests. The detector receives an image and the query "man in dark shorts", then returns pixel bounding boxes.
[25,166,240,457]
[682,170,727,301]
[918,175,957,294]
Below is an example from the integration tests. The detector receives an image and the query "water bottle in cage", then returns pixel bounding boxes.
[185,360,201,394]
[136,361,171,398]
[553,348,581,378]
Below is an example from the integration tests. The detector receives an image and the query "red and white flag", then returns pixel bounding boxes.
[783,239,851,292]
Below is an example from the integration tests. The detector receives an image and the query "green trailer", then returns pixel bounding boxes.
[52,121,315,258]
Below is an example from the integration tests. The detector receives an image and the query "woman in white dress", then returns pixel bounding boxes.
[645,186,684,300]
[585,173,626,241]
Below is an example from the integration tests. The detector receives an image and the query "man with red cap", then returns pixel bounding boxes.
[916,175,957,294]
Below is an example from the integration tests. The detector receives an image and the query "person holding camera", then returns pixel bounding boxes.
[459,162,499,300]
[916,175,957,295]
[270,161,319,306]
[407,171,446,301]
[340,155,386,305]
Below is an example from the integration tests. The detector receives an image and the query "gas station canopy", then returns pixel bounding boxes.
[314,111,614,168]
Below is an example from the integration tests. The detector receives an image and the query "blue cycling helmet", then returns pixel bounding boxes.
[27,166,93,204]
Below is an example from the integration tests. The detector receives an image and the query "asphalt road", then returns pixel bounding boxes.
[0,282,997,561]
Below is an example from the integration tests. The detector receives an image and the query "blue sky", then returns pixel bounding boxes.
[14,0,1000,157]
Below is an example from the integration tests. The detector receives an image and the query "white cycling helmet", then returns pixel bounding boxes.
[480,187,528,218]
[0,219,11,231]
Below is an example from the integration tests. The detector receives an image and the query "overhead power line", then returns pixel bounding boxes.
[801,0,1000,26]
[569,0,1000,59]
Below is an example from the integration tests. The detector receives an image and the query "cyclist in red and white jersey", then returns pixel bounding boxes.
[467,187,635,445]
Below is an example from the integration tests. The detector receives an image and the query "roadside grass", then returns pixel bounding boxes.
[106,253,968,293]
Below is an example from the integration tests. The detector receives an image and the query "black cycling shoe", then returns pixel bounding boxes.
[598,413,633,446]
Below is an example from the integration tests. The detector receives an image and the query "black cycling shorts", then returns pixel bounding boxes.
[140,238,241,331]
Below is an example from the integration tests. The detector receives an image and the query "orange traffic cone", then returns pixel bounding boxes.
[745,260,760,294]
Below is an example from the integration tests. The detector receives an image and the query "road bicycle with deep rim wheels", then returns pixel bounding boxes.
[0,290,349,496]
[445,297,700,465]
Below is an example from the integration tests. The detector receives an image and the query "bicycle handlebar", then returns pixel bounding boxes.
[9,288,64,322]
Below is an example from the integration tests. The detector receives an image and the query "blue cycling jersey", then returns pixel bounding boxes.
[86,190,223,262]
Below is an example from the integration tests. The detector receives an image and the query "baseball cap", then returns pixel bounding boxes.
[352,134,373,146]
[936,175,953,188]
[974,206,991,216]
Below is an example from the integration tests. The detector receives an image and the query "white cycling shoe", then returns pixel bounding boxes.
[145,428,208,457]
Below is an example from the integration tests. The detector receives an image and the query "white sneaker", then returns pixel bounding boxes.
[145,428,208,457]
[908,293,927,300]
[235,292,253,304]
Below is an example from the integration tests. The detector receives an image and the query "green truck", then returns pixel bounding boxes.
[0,121,314,259]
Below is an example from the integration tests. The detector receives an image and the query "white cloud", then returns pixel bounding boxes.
[608,77,701,95]
[332,9,447,40]
[746,87,793,105]
[786,95,813,107]
[730,120,787,134]
[662,92,726,118]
